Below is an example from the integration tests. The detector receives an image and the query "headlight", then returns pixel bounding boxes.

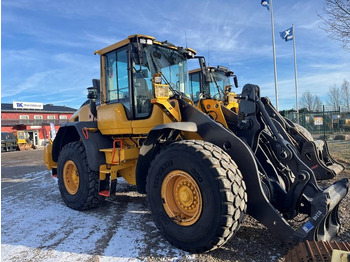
[228,93,236,103]
[139,38,153,45]
[155,85,170,99]
[154,76,162,84]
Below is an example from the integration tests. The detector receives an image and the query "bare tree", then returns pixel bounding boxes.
[342,79,350,111]
[318,0,350,50]
[327,84,342,110]
[314,96,323,112]
[300,90,322,111]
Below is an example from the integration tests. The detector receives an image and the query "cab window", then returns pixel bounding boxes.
[105,47,131,118]
[132,65,153,119]
[189,71,201,104]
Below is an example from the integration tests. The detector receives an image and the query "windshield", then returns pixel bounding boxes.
[209,71,233,100]
[143,44,190,97]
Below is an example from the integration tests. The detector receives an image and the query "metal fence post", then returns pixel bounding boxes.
[323,105,326,140]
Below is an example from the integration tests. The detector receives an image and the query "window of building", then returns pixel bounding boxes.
[34,115,43,119]
[47,115,56,119]
[59,115,67,119]
[20,115,29,119]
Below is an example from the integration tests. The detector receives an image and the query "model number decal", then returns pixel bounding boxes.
[312,210,323,221]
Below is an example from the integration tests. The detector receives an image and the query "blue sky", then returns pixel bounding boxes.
[2,0,350,110]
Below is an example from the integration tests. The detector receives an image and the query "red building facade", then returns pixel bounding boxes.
[1,102,76,147]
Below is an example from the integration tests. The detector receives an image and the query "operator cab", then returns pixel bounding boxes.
[93,35,196,135]
[189,65,239,112]
[189,66,238,103]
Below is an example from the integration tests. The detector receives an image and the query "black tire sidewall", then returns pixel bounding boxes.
[57,142,93,210]
[147,144,226,250]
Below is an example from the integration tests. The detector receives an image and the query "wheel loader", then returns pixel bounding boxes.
[16,130,35,150]
[44,34,349,253]
[189,66,239,112]
[189,61,345,180]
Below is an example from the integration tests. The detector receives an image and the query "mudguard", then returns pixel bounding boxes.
[136,122,197,194]
[52,121,112,172]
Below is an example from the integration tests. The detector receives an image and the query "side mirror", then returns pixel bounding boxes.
[233,75,239,88]
[87,87,98,119]
[195,56,211,83]
[87,87,98,100]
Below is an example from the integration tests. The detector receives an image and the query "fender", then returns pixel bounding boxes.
[52,121,112,171]
[135,122,197,194]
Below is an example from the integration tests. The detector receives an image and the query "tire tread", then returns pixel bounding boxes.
[147,140,247,253]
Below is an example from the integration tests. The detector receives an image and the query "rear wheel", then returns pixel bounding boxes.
[146,140,247,252]
[57,141,105,210]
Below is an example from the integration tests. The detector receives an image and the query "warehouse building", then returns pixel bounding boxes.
[1,102,76,147]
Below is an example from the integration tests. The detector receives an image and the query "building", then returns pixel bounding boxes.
[1,102,76,147]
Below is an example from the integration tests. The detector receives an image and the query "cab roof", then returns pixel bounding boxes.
[94,34,196,56]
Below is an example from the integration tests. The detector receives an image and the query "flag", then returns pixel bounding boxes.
[280,27,294,41]
[261,0,270,10]
[50,123,57,140]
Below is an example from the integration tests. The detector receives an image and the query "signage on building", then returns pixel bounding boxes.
[13,101,43,110]
[314,117,323,126]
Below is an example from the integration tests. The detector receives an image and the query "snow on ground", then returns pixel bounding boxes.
[1,170,195,261]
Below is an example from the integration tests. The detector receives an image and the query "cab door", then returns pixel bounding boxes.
[97,46,133,135]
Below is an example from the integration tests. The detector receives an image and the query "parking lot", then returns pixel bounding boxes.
[1,149,195,261]
[1,146,349,261]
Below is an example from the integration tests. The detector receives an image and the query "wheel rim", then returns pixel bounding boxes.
[161,170,202,226]
[63,160,79,195]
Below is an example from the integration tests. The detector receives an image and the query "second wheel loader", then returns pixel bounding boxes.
[44,34,349,253]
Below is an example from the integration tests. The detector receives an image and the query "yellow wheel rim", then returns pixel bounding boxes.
[161,170,202,226]
[63,160,79,195]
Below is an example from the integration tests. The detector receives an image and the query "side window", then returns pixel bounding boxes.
[190,72,201,104]
[133,64,153,119]
[105,47,131,118]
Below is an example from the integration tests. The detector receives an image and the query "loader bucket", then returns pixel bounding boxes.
[261,97,345,180]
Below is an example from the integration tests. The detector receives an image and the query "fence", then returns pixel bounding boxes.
[282,106,350,139]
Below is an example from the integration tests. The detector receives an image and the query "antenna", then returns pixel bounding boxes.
[185,30,188,48]
[207,43,210,66]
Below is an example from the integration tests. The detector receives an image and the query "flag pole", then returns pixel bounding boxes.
[269,0,279,111]
[292,24,299,124]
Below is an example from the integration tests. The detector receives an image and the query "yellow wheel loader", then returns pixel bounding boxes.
[16,130,34,150]
[189,65,239,113]
[189,60,344,180]
[44,35,349,253]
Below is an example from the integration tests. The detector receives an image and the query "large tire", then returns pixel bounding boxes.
[57,141,105,210]
[146,140,247,253]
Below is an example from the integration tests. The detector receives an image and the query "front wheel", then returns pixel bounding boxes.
[57,141,105,210]
[146,140,247,253]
